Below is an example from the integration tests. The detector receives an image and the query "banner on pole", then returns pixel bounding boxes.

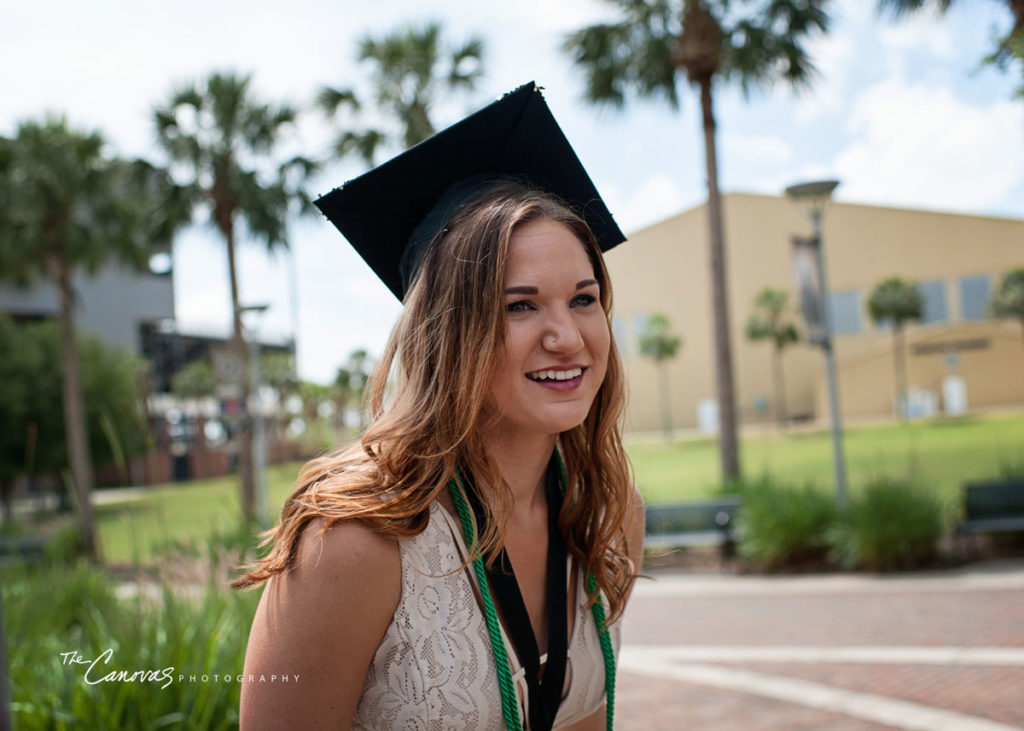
[792,236,828,347]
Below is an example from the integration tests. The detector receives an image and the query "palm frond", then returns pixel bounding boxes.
[316,87,361,116]
[876,0,955,19]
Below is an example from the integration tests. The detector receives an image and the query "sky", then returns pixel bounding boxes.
[3,1,1022,384]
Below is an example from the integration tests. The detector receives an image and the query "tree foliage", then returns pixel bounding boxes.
[564,0,831,106]
[0,117,184,557]
[745,287,799,424]
[745,287,799,349]
[639,314,683,439]
[171,360,216,401]
[639,313,683,362]
[153,71,314,524]
[0,118,188,286]
[867,276,923,419]
[261,352,299,401]
[334,349,375,431]
[319,21,485,165]
[877,0,1024,96]
[0,315,148,483]
[867,276,923,328]
[989,267,1024,323]
[154,72,315,259]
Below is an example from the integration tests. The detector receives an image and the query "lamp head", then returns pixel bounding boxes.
[784,179,839,223]
[240,304,271,315]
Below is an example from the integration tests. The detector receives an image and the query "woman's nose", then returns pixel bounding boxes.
[542,308,584,353]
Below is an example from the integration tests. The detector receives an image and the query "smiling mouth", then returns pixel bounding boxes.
[526,367,585,382]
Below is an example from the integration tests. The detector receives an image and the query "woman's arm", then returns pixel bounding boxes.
[239,518,401,730]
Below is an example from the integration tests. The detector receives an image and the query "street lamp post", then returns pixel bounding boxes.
[240,304,270,527]
[784,180,848,508]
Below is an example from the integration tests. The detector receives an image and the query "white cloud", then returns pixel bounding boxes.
[833,78,1024,212]
[877,10,955,58]
[600,174,691,233]
[876,9,956,80]
[723,133,793,164]
[793,31,856,124]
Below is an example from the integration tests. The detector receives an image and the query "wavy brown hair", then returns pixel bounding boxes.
[233,183,636,620]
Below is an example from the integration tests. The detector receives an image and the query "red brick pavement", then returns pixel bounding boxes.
[616,565,1024,729]
[623,591,1024,648]
[711,664,1024,728]
[616,670,900,730]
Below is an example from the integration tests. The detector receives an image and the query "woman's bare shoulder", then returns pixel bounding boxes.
[240,516,401,729]
[291,515,401,588]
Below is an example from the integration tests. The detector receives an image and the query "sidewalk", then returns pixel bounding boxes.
[616,560,1024,730]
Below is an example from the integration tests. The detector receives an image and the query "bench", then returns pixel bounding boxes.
[0,534,48,564]
[956,479,1024,558]
[644,497,742,558]
[958,479,1024,535]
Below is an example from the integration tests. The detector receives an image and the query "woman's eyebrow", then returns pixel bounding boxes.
[504,279,599,295]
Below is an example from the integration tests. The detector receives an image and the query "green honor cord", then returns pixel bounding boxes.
[447,451,615,731]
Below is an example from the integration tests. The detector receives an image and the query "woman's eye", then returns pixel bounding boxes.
[571,294,598,308]
[506,300,534,313]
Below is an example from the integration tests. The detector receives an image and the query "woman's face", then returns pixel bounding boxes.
[487,216,610,439]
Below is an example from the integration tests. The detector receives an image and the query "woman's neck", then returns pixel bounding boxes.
[481,428,558,523]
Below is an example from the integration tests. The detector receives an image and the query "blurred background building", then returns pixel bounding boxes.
[606,193,1024,433]
[0,263,294,485]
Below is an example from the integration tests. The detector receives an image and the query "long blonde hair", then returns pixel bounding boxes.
[233,184,636,620]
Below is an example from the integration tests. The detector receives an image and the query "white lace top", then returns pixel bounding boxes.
[352,501,619,730]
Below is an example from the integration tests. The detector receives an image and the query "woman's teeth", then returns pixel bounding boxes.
[527,367,583,381]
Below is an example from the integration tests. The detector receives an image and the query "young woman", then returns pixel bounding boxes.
[235,84,644,731]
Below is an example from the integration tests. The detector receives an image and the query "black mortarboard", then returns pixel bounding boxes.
[314,81,626,300]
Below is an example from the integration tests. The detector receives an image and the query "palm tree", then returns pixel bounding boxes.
[877,1,1023,95]
[989,267,1024,376]
[319,21,485,165]
[745,288,800,426]
[639,314,684,439]
[867,276,923,419]
[154,71,316,524]
[261,351,300,439]
[171,359,217,401]
[334,348,374,433]
[0,118,186,560]
[565,0,831,480]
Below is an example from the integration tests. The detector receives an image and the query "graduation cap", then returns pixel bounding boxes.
[314,81,626,300]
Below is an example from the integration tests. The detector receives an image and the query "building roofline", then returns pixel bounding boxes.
[626,190,1024,238]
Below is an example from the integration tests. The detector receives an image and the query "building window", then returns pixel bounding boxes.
[959,275,991,321]
[828,291,861,335]
[632,315,650,357]
[612,317,629,358]
[917,280,948,324]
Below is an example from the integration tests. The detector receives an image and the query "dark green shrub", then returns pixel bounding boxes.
[735,475,838,569]
[997,455,1024,479]
[829,477,944,570]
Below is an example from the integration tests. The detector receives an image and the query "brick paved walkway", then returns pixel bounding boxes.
[616,561,1024,730]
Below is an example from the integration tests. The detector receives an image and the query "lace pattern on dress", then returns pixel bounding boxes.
[352,501,618,730]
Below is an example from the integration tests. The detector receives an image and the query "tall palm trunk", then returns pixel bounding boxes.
[47,252,99,561]
[893,325,908,420]
[772,344,788,427]
[220,208,256,524]
[698,75,740,479]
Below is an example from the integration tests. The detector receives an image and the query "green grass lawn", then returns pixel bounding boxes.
[97,462,304,563]
[95,412,1024,563]
[630,412,1024,505]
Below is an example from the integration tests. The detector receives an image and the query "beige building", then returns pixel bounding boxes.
[604,193,1024,434]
